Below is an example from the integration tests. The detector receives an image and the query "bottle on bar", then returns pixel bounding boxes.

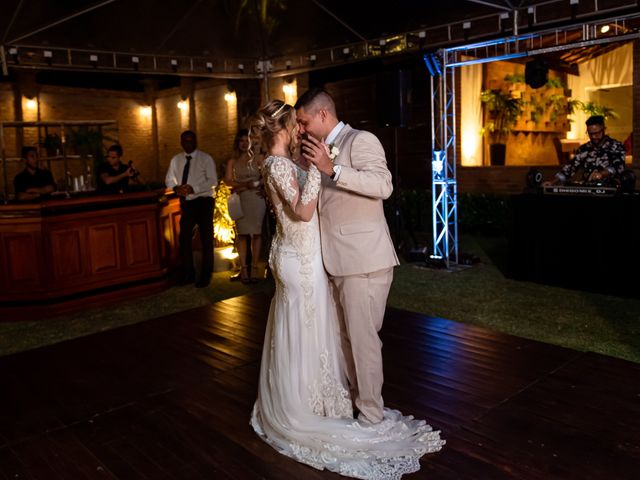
[85,165,93,190]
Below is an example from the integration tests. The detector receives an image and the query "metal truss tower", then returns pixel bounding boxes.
[427,11,640,269]
[428,52,458,269]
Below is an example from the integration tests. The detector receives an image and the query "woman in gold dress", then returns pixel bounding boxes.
[224,129,266,283]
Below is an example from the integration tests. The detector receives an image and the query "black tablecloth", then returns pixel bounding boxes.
[508,192,640,297]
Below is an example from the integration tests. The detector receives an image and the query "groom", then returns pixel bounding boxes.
[295,88,399,424]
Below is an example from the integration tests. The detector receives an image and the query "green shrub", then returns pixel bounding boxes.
[458,192,510,235]
[384,189,511,239]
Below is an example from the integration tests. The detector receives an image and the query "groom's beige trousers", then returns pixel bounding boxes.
[331,266,394,424]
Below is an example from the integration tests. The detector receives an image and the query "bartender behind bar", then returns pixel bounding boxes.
[546,115,626,186]
[13,146,57,201]
[96,144,140,194]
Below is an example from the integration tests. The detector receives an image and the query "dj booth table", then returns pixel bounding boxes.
[507,190,640,297]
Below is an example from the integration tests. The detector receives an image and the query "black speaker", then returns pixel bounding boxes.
[526,168,543,188]
[376,70,412,127]
[620,169,636,193]
[525,58,548,89]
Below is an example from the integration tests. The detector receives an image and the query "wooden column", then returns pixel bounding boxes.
[143,80,161,182]
[181,77,196,133]
[11,82,23,153]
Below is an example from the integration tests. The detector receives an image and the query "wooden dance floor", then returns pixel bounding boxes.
[1,293,638,479]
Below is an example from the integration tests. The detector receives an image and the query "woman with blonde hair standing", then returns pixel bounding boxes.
[224,128,266,283]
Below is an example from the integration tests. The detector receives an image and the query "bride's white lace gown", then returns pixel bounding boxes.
[251,155,444,480]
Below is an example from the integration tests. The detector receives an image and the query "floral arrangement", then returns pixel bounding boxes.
[328,144,340,161]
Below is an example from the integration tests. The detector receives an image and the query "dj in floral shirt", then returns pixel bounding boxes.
[554,115,626,185]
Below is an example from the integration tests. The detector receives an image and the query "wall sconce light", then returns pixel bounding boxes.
[22,96,38,121]
[309,54,317,67]
[24,97,37,110]
[43,50,53,66]
[132,56,140,70]
[9,47,19,64]
[224,90,236,103]
[139,105,152,118]
[282,81,295,96]
[171,59,178,72]
[282,79,297,105]
[238,63,244,73]
[342,47,350,60]
[379,39,387,54]
[89,54,98,68]
[177,100,188,110]
[600,25,610,34]
[206,61,213,73]
[463,22,471,41]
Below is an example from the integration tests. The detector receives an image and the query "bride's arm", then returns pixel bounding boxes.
[267,158,320,222]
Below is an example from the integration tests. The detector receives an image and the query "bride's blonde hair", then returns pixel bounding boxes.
[249,100,297,157]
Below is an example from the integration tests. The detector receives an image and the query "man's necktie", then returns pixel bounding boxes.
[179,155,192,206]
[181,155,192,185]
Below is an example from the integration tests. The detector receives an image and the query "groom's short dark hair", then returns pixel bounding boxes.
[295,88,336,117]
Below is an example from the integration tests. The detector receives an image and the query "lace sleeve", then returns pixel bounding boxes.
[267,157,319,222]
[300,165,320,206]
[268,156,297,204]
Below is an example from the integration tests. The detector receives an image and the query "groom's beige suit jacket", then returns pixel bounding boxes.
[318,124,399,276]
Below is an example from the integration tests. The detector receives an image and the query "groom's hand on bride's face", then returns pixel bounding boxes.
[302,136,333,176]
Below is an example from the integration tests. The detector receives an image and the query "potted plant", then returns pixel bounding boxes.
[66,126,117,171]
[67,127,104,158]
[480,88,524,165]
[575,100,618,119]
[42,133,62,157]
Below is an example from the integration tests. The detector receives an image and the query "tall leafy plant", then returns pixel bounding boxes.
[480,89,524,145]
[575,101,619,119]
[66,125,117,168]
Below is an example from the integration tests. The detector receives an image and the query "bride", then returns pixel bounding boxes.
[249,99,444,480]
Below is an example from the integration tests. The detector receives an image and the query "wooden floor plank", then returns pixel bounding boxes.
[1,293,638,479]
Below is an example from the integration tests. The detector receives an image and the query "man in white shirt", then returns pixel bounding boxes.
[165,130,218,288]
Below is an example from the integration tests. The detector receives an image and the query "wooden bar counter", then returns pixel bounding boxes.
[0,190,181,305]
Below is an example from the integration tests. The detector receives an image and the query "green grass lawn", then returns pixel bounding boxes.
[1,234,639,363]
[388,235,640,363]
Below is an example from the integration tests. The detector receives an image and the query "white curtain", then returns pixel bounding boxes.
[460,59,483,166]
[567,42,633,141]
